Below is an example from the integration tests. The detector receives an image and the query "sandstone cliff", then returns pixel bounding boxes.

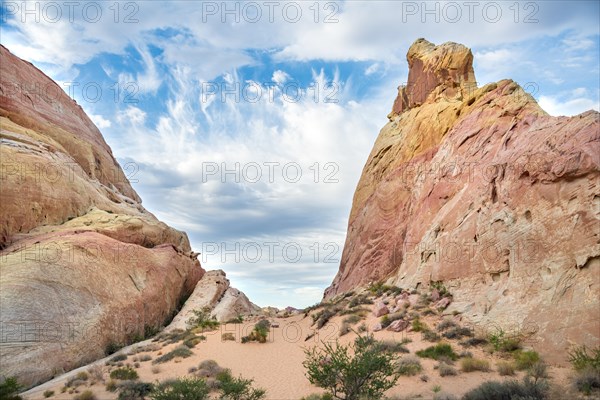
[0,45,204,386]
[325,39,599,362]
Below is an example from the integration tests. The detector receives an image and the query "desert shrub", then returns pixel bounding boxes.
[118,381,154,400]
[139,354,152,362]
[430,281,450,297]
[151,366,161,374]
[222,333,236,341]
[569,345,600,372]
[357,323,367,333]
[187,307,220,331]
[0,377,22,400]
[438,362,458,377]
[423,330,441,342]
[343,314,363,325]
[433,392,457,400]
[488,328,521,352]
[106,380,118,392]
[376,340,409,353]
[411,316,428,332]
[105,341,123,355]
[303,334,401,400]
[197,360,224,378]
[397,355,423,376]
[43,390,55,398]
[573,367,600,395]
[527,361,549,384]
[460,357,490,372]
[442,326,473,340]
[314,308,338,329]
[110,354,127,362]
[436,319,458,332]
[87,365,103,382]
[339,322,351,337]
[225,315,244,324]
[110,367,139,380]
[514,350,540,370]
[183,336,204,348]
[348,294,373,308]
[462,378,548,400]
[416,343,458,361]
[151,377,209,400]
[153,345,193,364]
[367,281,391,297]
[216,369,267,400]
[459,337,488,348]
[242,320,271,343]
[73,391,96,400]
[496,361,515,376]
[301,394,334,400]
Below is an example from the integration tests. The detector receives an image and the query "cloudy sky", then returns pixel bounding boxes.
[2,0,598,308]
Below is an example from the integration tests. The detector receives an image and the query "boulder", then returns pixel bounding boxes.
[388,319,410,332]
[373,301,390,317]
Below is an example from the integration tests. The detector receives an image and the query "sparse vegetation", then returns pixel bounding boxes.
[462,378,548,400]
[187,307,220,331]
[43,390,55,398]
[438,362,458,377]
[225,315,244,324]
[411,316,427,332]
[496,361,516,376]
[0,377,22,400]
[488,328,521,352]
[416,343,458,361]
[222,333,236,341]
[303,334,401,400]
[573,367,600,395]
[569,345,600,372]
[422,330,441,342]
[110,366,139,380]
[514,350,540,370]
[73,390,97,400]
[242,320,271,343]
[397,355,423,376]
[151,377,210,400]
[460,357,490,372]
[153,345,193,364]
[380,312,404,329]
[217,369,267,400]
[110,354,127,362]
[117,381,154,400]
[375,340,409,353]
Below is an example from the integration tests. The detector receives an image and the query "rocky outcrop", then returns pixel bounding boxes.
[0,45,203,387]
[167,270,260,330]
[325,39,599,362]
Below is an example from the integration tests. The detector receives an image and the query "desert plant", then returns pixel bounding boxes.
[462,378,548,400]
[436,319,458,332]
[496,361,515,376]
[397,355,423,376]
[187,307,220,331]
[573,366,600,395]
[339,322,351,337]
[423,330,441,342]
[43,390,55,398]
[0,377,22,400]
[153,345,193,364]
[433,392,457,400]
[196,360,225,378]
[73,391,97,400]
[442,326,473,340]
[380,312,404,329]
[343,315,363,325]
[217,369,267,400]
[225,315,244,324]
[139,354,152,362]
[514,350,540,370]
[488,328,521,352]
[303,334,401,400]
[460,357,490,372]
[375,340,409,353]
[222,333,236,341]
[151,377,210,400]
[241,320,271,343]
[527,361,549,384]
[118,381,154,400]
[106,380,118,392]
[568,345,600,372]
[416,343,458,361]
[110,354,127,362]
[301,394,334,400]
[438,362,458,377]
[357,323,367,333]
[110,367,138,380]
[459,337,488,347]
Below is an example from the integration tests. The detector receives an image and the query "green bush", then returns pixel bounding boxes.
[105,341,123,355]
[0,377,22,400]
[343,314,362,325]
[43,390,55,398]
[196,360,224,378]
[110,367,139,380]
[411,316,428,332]
[569,345,600,372]
[106,380,118,392]
[151,377,210,400]
[118,381,154,400]
[187,307,220,331]
[442,327,473,340]
[153,345,193,364]
[301,394,334,400]
[423,330,441,342]
[436,319,458,332]
[241,320,271,343]
[460,357,490,372]
[348,295,373,308]
[416,343,458,361]
[222,333,236,341]
[217,370,266,400]
[462,378,548,400]
[380,312,404,329]
[225,315,244,324]
[397,355,422,376]
[488,328,521,352]
[514,350,540,370]
[303,334,401,400]
[375,340,409,353]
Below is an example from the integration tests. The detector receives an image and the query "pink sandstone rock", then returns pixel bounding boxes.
[373,301,390,317]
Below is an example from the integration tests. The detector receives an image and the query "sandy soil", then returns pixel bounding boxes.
[23,303,578,400]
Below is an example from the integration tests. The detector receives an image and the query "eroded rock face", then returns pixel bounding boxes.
[0,45,203,386]
[167,270,260,330]
[325,39,599,362]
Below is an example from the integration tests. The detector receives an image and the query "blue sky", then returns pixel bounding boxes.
[1,1,598,308]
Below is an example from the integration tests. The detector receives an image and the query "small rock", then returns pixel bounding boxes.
[373,323,383,332]
[430,289,440,302]
[373,301,390,317]
[435,297,451,310]
[387,319,410,332]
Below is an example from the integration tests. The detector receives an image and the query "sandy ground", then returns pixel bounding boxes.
[23,306,578,400]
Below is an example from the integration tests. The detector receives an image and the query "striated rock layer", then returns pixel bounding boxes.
[0,45,203,386]
[325,39,599,362]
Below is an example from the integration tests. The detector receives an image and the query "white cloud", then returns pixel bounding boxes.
[272,70,290,85]
[89,113,112,129]
[538,95,599,116]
